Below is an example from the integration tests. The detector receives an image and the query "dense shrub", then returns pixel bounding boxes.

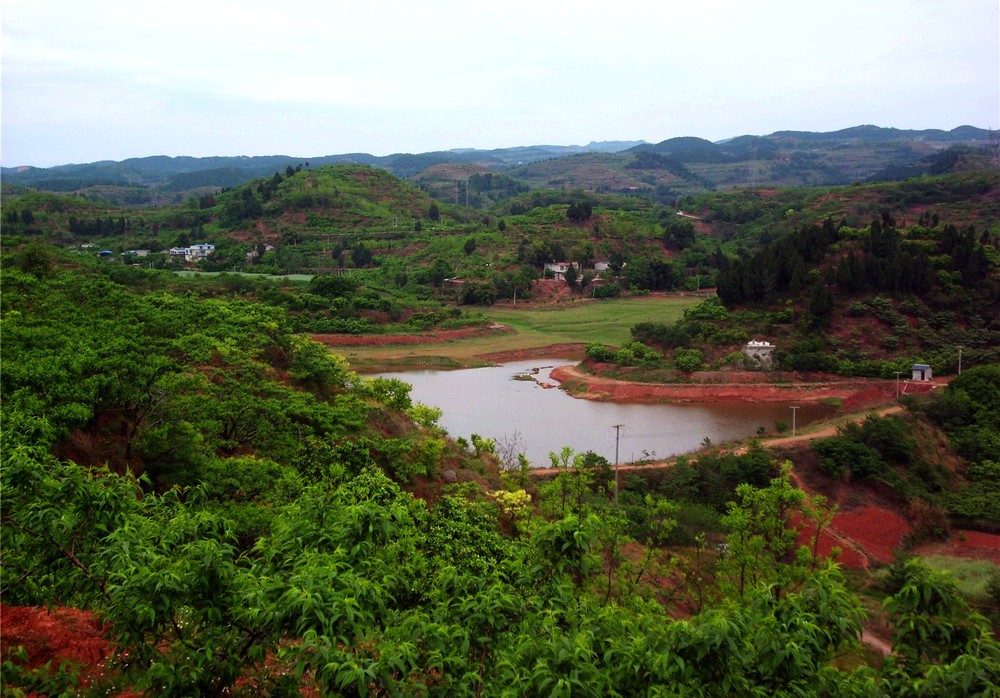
[813,437,885,479]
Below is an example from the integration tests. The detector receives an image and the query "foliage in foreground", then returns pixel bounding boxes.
[3,263,999,696]
[4,434,1000,696]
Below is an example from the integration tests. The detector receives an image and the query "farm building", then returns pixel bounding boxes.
[911,363,933,381]
[742,340,775,368]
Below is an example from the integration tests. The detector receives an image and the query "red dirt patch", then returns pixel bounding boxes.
[830,506,912,565]
[793,511,870,569]
[550,365,940,406]
[912,531,1000,565]
[477,343,587,363]
[794,505,912,570]
[310,323,512,346]
[0,604,130,693]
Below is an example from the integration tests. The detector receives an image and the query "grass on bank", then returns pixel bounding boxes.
[340,295,702,371]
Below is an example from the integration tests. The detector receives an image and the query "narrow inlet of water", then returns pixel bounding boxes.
[381,359,835,467]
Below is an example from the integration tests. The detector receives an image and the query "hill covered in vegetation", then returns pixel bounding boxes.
[3,126,993,206]
[5,159,998,368]
[4,252,1000,695]
[4,135,1000,693]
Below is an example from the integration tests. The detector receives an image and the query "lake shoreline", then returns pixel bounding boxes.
[547,364,942,411]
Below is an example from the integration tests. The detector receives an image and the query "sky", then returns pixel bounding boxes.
[2,0,998,168]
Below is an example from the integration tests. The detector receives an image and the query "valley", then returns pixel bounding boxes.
[3,128,999,694]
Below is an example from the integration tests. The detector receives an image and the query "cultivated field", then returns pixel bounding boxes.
[333,295,702,371]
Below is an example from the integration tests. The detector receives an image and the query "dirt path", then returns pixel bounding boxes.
[861,630,893,657]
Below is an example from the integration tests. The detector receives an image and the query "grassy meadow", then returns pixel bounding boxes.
[339,294,703,371]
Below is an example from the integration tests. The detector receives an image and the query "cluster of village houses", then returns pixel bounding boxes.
[84,243,216,263]
[542,261,611,279]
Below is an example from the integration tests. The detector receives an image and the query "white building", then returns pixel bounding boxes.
[742,340,775,368]
[544,262,577,281]
[167,244,215,263]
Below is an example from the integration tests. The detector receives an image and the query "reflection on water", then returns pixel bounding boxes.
[381,360,835,467]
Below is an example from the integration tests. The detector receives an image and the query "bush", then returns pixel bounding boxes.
[592,283,621,298]
[631,321,691,349]
[614,342,663,367]
[684,296,729,320]
[841,414,915,465]
[674,347,704,373]
[813,437,885,479]
[585,343,617,362]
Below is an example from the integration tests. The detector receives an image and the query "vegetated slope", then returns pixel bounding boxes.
[780,366,1000,572]
[4,159,998,335]
[705,185,1000,372]
[503,125,995,200]
[5,254,1000,695]
[410,164,530,209]
[3,125,992,205]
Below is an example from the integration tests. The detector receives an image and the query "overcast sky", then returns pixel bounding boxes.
[2,0,998,168]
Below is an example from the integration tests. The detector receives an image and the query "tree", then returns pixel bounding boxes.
[881,559,1000,694]
[463,237,476,256]
[308,274,358,299]
[428,202,440,221]
[16,242,53,277]
[717,464,834,600]
[808,282,835,329]
[564,262,579,290]
[351,243,373,268]
[566,201,593,222]
[429,258,451,288]
[674,347,704,373]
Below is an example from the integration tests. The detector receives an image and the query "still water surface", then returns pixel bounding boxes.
[382,359,834,467]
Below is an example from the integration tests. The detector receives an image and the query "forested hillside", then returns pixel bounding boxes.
[2,126,993,206]
[4,255,1000,695]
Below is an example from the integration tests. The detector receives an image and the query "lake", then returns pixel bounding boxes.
[381,359,835,467]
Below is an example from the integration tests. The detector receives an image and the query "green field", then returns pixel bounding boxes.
[339,295,702,371]
[174,270,315,282]
[921,555,1000,605]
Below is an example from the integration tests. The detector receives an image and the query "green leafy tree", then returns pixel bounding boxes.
[564,262,579,290]
[307,273,358,299]
[718,464,834,601]
[880,559,1000,695]
[675,347,704,373]
[99,490,277,697]
[429,258,452,288]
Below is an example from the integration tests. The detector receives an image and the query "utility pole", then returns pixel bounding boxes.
[612,424,624,506]
[957,345,963,376]
[895,371,903,399]
[790,406,799,438]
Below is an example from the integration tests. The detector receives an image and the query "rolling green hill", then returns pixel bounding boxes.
[4,159,998,372]
[3,126,993,207]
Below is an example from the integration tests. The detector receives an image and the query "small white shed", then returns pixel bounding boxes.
[911,363,933,381]
[742,340,775,368]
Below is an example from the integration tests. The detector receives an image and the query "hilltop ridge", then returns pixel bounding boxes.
[3,126,994,204]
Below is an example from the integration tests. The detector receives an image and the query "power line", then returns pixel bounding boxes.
[612,424,624,506]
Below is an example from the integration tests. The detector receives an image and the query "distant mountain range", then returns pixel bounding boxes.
[2,126,994,204]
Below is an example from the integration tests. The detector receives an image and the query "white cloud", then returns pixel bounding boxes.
[3,0,997,166]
